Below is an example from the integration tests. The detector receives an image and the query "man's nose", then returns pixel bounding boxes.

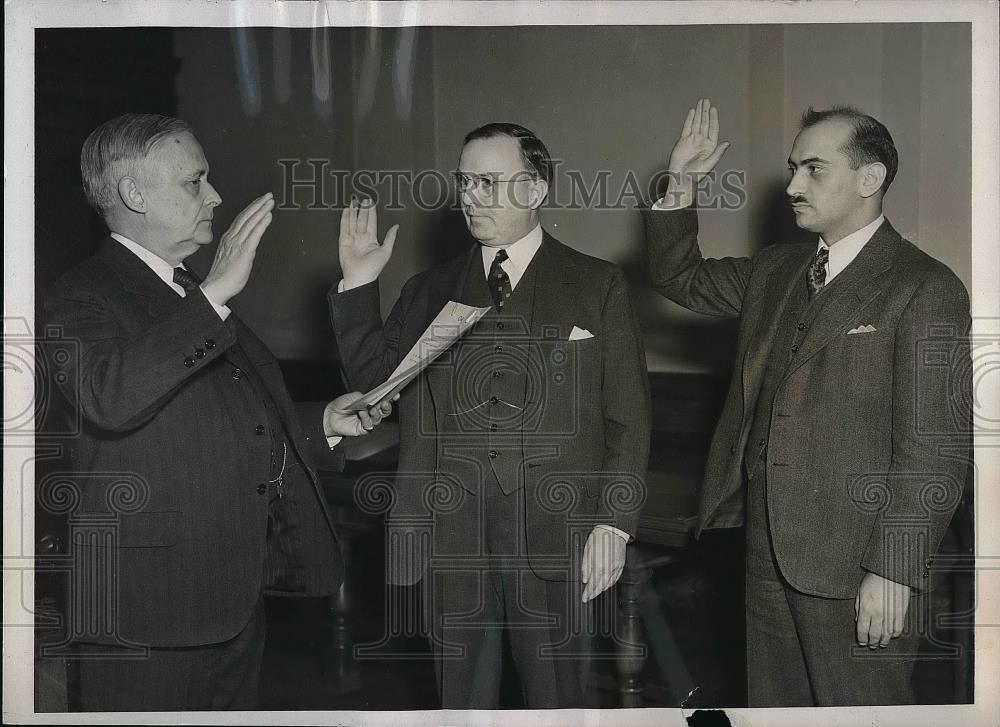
[204,181,222,207]
[785,171,804,198]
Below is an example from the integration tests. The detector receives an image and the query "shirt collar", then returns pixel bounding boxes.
[818,215,884,282]
[110,232,183,289]
[480,223,544,289]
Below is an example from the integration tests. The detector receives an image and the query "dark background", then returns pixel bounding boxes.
[33,25,974,710]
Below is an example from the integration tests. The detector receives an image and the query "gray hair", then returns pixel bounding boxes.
[80,113,192,217]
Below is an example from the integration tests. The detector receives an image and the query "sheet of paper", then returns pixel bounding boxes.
[345,301,491,411]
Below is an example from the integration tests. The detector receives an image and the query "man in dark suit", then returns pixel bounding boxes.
[330,123,650,708]
[644,100,971,705]
[44,113,390,711]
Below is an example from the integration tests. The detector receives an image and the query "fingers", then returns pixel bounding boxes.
[698,98,710,137]
[704,141,731,168]
[244,209,273,253]
[227,192,274,243]
[856,607,871,646]
[708,104,719,144]
[382,224,399,256]
[339,199,355,245]
[356,408,376,433]
[376,398,393,417]
[357,198,371,234]
[681,107,695,138]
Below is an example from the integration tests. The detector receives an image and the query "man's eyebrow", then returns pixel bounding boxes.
[186,167,208,178]
[788,156,828,167]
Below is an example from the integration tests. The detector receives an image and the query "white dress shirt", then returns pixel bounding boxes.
[480,223,544,290]
[818,214,884,284]
[110,232,231,320]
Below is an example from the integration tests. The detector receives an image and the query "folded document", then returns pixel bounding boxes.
[345,301,492,411]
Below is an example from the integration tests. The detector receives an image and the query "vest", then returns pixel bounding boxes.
[441,252,539,495]
[745,271,840,479]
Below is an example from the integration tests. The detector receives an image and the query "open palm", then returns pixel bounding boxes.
[668,98,730,179]
[339,199,399,289]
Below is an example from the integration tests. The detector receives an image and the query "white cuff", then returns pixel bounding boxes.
[199,286,231,321]
[326,435,343,449]
[594,524,631,542]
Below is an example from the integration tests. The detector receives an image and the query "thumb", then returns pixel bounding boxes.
[705,141,731,168]
[382,224,399,256]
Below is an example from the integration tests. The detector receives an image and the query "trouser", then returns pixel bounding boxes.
[77,596,265,711]
[429,482,592,709]
[745,468,924,706]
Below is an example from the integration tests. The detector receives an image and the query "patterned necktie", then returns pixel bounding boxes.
[488,249,512,311]
[806,246,830,300]
[172,266,201,293]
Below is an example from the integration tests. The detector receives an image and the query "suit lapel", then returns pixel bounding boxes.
[784,220,899,376]
[98,237,186,320]
[740,246,813,417]
[423,247,479,415]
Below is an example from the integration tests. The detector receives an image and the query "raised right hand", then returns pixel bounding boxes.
[200,192,275,305]
[662,98,731,209]
[339,198,399,290]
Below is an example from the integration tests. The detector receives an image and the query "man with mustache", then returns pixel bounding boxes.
[330,123,650,707]
[644,100,971,705]
[44,113,390,710]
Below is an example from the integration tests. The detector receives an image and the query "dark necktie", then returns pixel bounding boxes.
[172,266,201,293]
[806,246,830,300]
[488,249,512,311]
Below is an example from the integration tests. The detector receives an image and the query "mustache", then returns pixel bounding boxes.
[789,195,809,205]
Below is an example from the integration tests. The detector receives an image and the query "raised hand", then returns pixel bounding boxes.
[200,193,275,305]
[662,98,731,209]
[339,198,399,290]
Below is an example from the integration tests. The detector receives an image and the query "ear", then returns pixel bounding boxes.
[526,178,549,210]
[858,162,887,199]
[117,176,146,213]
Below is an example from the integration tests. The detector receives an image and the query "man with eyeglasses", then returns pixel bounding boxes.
[330,123,650,708]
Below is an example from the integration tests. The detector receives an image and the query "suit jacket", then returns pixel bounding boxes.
[43,238,344,647]
[644,209,971,598]
[330,233,651,586]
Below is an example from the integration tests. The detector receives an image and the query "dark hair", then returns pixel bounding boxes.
[463,122,553,184]
[800,106,898,194]
[80,113,193,216]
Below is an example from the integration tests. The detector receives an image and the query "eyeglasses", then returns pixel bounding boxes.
[452,171,538,195]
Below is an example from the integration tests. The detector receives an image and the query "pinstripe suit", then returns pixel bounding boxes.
[44,237,343,708]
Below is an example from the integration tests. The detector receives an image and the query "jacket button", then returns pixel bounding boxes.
[495,345,503,354]
[797,322,806,331]
[183,357,195,368]
[489,450,499,459]
[490,423,498,431]
[232,367,243,380]
[791,344,799,353]
[205,339,216,349]
[490,396,499,404]
[255,424,266,435]
[758,438,765,447]
[257,483,267,495]
[497,321,505,330]
[194,348,206,359]
[493,370,502,378]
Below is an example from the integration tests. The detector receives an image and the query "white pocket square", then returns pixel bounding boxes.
[847,324,877,335]
[569,326,594,341]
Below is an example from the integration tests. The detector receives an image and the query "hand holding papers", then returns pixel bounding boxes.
[345,301,491,411]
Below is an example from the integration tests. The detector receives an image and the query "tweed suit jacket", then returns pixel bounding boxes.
[329,233,651,586]
[43,238,344,647]
[644,209,971,598]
